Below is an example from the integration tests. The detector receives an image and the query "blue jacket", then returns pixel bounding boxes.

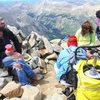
[55,46,86,81]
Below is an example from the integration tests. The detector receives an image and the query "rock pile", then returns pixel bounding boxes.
[0,26,67,100]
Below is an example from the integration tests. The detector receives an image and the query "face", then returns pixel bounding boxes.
[84,28,89,33]
[0,23,5,28]
[5,50,13,56]
[0,31,3,38]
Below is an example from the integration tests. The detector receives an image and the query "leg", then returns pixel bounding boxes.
[16,68,31,85]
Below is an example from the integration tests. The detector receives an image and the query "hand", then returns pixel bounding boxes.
[87,50,93,58]
[13,63,21,69]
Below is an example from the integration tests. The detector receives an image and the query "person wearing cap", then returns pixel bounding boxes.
[0,17,21,64]
[2,44,43,85]
[96,10,100,41]
[75,21,95,46]
[54,35,91,86]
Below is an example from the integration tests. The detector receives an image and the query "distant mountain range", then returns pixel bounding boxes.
[0,0,100,39]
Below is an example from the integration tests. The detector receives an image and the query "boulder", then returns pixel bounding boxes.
[10,98,21,100]
[21,85,41,100]
[51,44,62,53]
[39,48,48,56]
[60,40,68,49]
[42,36,53,54]
[46,53,57,60]
[30,48,40,57]
[50,39,61,45]
[45,93,66,100]
[0,81,23,98]
[0,78,8,89]
[27,32,36,48]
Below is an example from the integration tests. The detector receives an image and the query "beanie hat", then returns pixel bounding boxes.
[67,35,77,47]
[96,10,100,18]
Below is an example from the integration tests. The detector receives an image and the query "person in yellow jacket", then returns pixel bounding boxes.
[75,21,95,46]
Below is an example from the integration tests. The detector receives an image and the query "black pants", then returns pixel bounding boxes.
[61,69,78,100]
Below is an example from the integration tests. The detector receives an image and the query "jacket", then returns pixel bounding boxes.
[0,28,21,60]
[55,46,86,81]
[75,28,95,46]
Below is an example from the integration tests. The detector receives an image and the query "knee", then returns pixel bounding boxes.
[13,63,22,69]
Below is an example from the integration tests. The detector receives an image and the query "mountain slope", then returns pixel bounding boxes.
[0,0,100,39]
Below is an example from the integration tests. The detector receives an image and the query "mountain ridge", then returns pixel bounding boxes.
[0,0,100,39]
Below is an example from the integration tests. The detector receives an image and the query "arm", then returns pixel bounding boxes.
[90,32,95,45]
[75,28,81,41]
[4,28,22,53]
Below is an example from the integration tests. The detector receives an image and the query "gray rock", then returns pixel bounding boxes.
[0,69,9,77]
[3,98,21,100]
[39,48,48,56]
[30,56,39,69]
[50,39,61,45]
[36,38,44,50]
[33,68,41,74]
[42,36,53,54]
[48,60,56,66]
[51,44,62,53]
[0,78,8,89]
[27,32,36,48]
[60,40,68,49]
[5,76,13,82]
[45,93,66,100]
[46,53,57,60]
[30,48,40,57]
[7,25,19,35]
[44,59,49,64]
[22,40,31,50]
[38,57,46,68]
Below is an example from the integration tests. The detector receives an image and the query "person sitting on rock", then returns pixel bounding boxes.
[54,35,92,87]
[2,44,43,85]
[0,17,21,66]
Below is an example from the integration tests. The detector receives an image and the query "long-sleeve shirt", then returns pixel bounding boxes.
[55,46,86,81]
[75,28,95,46]
[0,28,21,61]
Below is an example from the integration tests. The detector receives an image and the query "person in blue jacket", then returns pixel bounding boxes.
[2,44,42,85]
[54,35,92,86]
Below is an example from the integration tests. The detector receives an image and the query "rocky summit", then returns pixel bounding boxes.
[0,26,68,100]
